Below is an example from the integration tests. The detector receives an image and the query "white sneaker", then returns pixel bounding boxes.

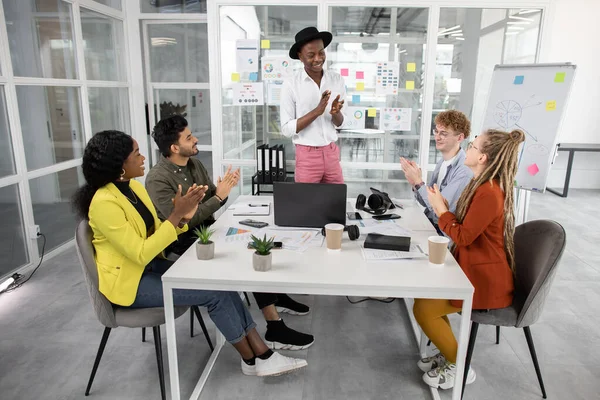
[241,359,257,376]
[417,352,446,372]
[422,362,476,390]
[255,352,308,377]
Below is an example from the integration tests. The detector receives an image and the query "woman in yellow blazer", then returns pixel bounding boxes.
[73,130,306,376]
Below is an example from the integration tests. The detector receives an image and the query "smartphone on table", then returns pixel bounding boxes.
[372,214,401,221]
[347,212,362,220]
[239,219,269,228]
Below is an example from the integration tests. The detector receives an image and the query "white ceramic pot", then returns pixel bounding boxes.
[196,241,215,260]
[252,252,272,271]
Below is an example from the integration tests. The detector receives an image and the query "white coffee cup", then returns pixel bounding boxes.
[428,236,450,266]
[324,223,344,251]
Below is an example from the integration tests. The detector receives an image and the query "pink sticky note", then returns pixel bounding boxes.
[341,68,349,77]
[527,163,540,176]
[356,71,364,79]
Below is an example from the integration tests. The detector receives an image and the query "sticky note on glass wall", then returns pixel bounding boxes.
[356,71,364,79]
[554,72,565,83]
[249,72,258,82]
[231,73,240,82]
[514,75,524,85]
[261,40,270,49]
[407,63,416,72]
[546,100,556,111]
[406,81,415,90]
[352,94,361,103]
[367,108,377,117]
[527,163,540,176]
[341,68,349,77]
[356,82,365,91]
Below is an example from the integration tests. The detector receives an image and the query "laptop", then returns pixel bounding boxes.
[273,182,347,228]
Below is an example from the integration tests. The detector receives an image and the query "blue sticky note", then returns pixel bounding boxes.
[249,72,258,82]
[352,94,361,103]
[514,75,524,85]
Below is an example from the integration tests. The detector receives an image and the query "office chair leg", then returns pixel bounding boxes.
[523,326,547,399]
[85,327,111,396]
[496,326,501,344]
[190,308,194,338]
[244,292,251,307]
[192,306,214,351]
[461,322,479,400]
[142,327,146,342]
[152,326,167,400]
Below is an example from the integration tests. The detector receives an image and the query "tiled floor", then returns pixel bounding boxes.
[0,189,599,400]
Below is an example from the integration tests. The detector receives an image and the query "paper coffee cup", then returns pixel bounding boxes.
[428,236,450,266]
[325,223,344,251]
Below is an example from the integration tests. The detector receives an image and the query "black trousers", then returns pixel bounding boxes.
[253,293,282,310]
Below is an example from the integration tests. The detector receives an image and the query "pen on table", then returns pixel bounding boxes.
[249,204,269,207]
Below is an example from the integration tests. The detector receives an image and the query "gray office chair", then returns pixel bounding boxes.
[461,220,566,399]
[75,220,211,400]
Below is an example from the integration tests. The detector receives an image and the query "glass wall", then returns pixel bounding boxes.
[0,0,129,279]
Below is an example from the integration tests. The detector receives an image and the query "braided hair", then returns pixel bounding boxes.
[454,129,526,274]
[72,130,133,219]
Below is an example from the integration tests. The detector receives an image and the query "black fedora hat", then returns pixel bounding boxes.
[289,27,333,60]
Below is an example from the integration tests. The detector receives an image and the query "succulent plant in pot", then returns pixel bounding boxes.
[249,234,275,271]
[194,226,215,260]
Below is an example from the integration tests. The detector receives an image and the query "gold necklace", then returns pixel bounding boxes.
[126,187,138,204]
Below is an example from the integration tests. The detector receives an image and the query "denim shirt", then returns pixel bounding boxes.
[414,148,473,227]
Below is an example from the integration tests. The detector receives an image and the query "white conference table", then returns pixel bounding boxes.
[162,196,474,400]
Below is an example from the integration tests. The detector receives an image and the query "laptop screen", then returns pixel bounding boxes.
[273,182,347,228]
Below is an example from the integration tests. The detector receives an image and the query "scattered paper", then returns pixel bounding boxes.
[354,219,413,237]
[546,100,556,111]
[380,108,412,131]
[406,81,415,90]
[554,72,565,83]
[229,202,270,215]
[514,75,524,85]
[266,82,283,105]
[261,56,294,82]
[340,107,366,130]
[376,62,400,96]
[261,40,270,49]
[236,39,259,73]
[361,244,428,261]
[260,229,320,253]
[232,83,264,106]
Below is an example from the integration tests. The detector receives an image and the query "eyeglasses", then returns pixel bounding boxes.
[433,128,457,139]
[467,142,480,151]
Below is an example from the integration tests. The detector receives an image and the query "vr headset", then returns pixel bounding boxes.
[355,187,396,215]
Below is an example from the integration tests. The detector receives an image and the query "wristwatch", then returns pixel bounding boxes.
[414,182,425,191]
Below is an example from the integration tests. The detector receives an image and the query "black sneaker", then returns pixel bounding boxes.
[275,294,310,316]
[264,319,315,350]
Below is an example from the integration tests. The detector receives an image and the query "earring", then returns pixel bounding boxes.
[119,169,126,181]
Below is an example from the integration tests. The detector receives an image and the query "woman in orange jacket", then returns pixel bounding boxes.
[413,128,525,390]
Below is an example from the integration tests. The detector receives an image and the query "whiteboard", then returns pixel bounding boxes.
[480,63,576,192]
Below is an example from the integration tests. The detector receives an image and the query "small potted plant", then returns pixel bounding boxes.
[249,234,275,271]
[193,226,215,260]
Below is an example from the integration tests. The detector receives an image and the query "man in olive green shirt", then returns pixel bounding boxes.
[146,116,314,351]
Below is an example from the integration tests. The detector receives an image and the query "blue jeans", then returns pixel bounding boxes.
[128,258,256,344]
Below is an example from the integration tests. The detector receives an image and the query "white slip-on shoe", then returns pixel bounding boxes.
[255,352,308,377]
[422,362,476,390]
[417,352,446,372]
[241,359,257,376]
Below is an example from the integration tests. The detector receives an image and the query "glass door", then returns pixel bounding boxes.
[141,19,214,178]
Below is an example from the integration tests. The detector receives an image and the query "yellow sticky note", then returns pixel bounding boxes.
[406,80,415,90]
[546,100,556,111]
[261,40,271,49]
[407,63,416,72]
[368,108,377,117]
[356,82,365,91]
[231,72,240,82]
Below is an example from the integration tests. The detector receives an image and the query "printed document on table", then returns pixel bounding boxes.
[229,202,271,216]
[361,244,428,261]
[260,229,320,252]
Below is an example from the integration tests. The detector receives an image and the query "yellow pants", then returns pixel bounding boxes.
[413,299,462,363]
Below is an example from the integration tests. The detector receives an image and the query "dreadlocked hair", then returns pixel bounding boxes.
[454,129,525,274]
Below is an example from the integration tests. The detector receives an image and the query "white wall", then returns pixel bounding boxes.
[544,0,600,189]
